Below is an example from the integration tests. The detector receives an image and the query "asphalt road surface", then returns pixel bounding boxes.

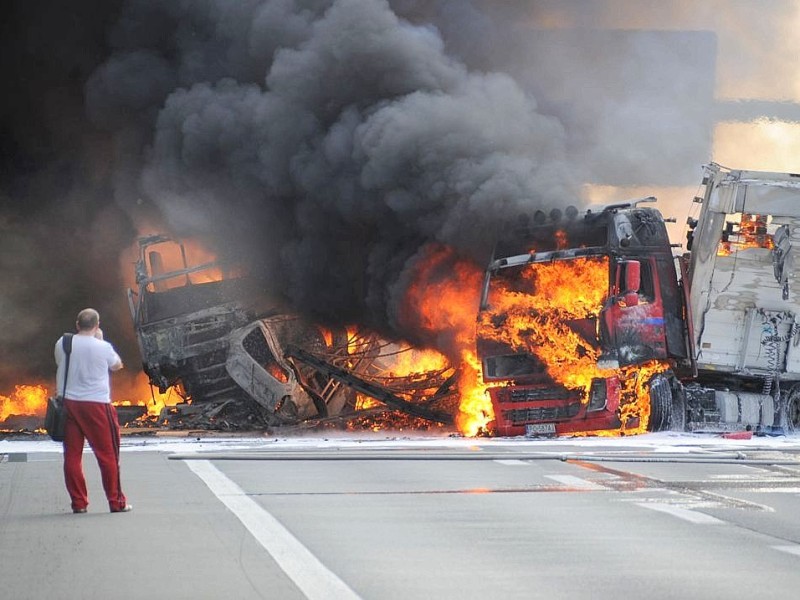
[2,433,800,600]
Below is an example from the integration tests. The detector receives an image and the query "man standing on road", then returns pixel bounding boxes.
[55,308,131,514]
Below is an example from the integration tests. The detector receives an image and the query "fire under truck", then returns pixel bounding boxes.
[127,235,457,429]
[479,164,800,437]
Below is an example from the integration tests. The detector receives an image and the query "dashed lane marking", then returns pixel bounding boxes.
[636,502,725,524]
[186,459,361,600]
[493,459,529,465]
[773,545,800,557]
[544,474,607,490]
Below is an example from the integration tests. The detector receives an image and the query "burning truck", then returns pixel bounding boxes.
[127,234,457,430]
[479,163,800,437]
[478,200,688,436]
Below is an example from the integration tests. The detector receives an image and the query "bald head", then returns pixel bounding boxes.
[76,308,100,332]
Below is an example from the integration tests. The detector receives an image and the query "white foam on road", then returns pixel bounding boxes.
[186,459,361,600]
[3,431,800,455]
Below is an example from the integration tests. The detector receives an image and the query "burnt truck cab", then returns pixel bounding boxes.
[127,235,453,429]
[127,235,272,403]
[478,202,690,436]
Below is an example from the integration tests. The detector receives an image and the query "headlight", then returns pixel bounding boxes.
[588,378,607,411]
[588,377,621,412]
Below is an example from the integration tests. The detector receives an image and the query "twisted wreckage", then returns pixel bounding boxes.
[127,235,458,430]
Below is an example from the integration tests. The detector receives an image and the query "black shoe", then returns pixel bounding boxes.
[111,504,133,513]
[73,508,87,514]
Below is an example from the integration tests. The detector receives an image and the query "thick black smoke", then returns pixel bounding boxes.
[5,0,793,388]
[134,0,573,336]
[1,0,576,386]
[0,0,138,386]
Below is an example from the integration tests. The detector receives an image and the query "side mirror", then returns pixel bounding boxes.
[623,260,640,306]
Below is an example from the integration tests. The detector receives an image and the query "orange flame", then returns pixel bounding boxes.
[479,257,609,391]
[1,384,49,421]
[112,373,181,419]
[455,350,493,437]
[123,234,228,294]
[355,393,381,411]
[319,326,334,348]
[480,256,669,434]
[349,344,456,431]
[0,375,180,428]
[400,244,494,436]
[385,348,449,376]
[717,213,774,256]
[555,229,568,249]
[266,363,289,384]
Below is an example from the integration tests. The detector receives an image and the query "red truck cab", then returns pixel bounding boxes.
[478,203,690,436]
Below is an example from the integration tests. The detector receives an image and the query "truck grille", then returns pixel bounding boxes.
[503,403,581,424]
[506,387,580,403]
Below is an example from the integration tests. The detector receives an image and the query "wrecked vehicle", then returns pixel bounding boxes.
[478,201,691,436]
[127,235,269,405]
[479,164,800,436]
[130,165,800,437]
[225,315,454,425]
[128,235,456,429]
[682,164,800,433]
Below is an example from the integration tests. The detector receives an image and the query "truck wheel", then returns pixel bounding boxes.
[647,374,672,432]
[787,388,800,432]
[668,378,686,432]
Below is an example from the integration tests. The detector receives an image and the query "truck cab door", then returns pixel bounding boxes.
[599,259,669,367]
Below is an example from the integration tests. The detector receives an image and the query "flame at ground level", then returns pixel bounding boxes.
[3,243,669,437]
[568,359,671,437]
[398,244,495,436]
[1,372,182,424]
[113,373,182,420]
[455,350,494,437]
[1,385,49,421]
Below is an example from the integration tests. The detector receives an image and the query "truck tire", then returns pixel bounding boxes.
[787,387,800,432]
[647,374,672,432]
[668,378,686,432]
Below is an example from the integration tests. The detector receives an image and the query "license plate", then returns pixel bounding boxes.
[525,423,556,436]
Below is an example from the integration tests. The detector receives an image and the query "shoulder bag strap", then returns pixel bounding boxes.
[61,333,73,398]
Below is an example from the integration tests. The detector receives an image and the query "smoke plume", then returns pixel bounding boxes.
[136,0,573,337]
[2,0,798,388]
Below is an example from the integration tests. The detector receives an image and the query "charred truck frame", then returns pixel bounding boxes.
[127,235,261,405]
[127,235,455,429]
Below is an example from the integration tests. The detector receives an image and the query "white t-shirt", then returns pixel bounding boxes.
[54,334,122,402]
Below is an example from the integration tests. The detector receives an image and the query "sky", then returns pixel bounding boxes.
[2,0,800,395]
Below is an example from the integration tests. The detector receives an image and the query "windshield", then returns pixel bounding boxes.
[478,255,610,381]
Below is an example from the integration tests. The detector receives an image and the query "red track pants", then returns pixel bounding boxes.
[63,400,127,512]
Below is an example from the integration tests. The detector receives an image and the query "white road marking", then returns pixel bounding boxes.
[186,459,361,600]
[545,474,606,490]
[493,459,528,465]
[636,502,725,524]
[727,487,800,494]
[707,473,766,480]
[773,545,800,557]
